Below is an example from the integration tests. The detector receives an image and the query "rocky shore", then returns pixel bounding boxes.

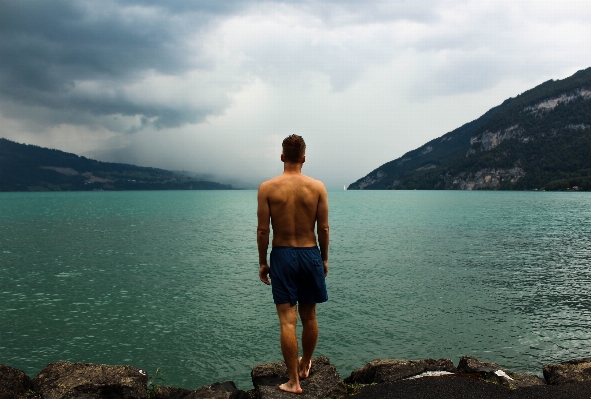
[2,355,590,399]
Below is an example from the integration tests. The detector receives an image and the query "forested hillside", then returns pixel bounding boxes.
[348,67,591,191]
[0,139,233,191]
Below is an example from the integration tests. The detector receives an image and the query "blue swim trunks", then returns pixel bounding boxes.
[270,246,328,305]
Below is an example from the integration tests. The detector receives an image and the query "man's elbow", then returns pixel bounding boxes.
[257,227,270,236]
[318,225,329,234]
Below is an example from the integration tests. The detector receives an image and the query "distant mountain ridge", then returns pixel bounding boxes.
[0,138,233,191]
[348,67,591,191]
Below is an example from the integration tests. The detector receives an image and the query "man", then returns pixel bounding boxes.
[257,134,329,394]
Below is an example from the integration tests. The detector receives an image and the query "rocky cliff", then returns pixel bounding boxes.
[349,67,591,190]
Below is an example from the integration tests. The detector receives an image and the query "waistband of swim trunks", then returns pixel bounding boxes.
[272,246,318,250]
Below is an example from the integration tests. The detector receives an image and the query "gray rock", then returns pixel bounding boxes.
[344,358,456,384]
[251,357,346,399]
[543,357,591,385]
[504,372,546,389]
[457,356,545,389]
[0,365,32,399]
[31,361,148,399]
[185,381,248,399]
[457,356,501,376]
[149,385,193,399]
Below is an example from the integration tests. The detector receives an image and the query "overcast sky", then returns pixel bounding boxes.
[1,0,591,188]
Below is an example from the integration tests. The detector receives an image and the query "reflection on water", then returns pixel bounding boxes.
[0,191,590,390]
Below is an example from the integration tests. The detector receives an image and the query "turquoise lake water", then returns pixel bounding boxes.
[1,190,590,390]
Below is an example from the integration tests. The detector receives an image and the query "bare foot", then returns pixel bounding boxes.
[298,357,312,379]
[278,381,302,394]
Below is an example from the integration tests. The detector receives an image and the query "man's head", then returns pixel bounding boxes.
[282,134,306,163]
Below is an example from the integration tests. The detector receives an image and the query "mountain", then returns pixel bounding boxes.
[348,67,591,191]
[0,138,233,191]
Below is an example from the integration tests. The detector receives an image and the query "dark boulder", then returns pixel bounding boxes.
[149,385,193,399]
[457,356,545,389]
[457,355,502,376]
[185,381,248,399]
[251,357,346,399]
[31,361,148,399]
[0,365,33,399]
[543,358,591,385]
[149,382,248,399]
[344,358,456,384]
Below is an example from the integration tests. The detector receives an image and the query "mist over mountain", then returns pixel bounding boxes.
[349,67,591,191]
[0,139,233,191]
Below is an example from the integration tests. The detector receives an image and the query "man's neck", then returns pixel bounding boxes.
[283,163,303,174]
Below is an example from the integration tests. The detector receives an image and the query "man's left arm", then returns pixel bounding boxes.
[316,184,329,277]
[257,185,271,285]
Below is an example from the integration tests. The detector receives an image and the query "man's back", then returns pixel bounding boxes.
[259,173,327,247]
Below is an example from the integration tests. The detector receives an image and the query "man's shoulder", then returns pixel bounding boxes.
[302,175,327,191]
[258,176,281,189]
[257,176,282,198]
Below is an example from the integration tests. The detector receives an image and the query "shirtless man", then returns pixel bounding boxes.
[257,134,329,395]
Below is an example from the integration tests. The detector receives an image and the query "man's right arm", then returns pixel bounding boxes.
[257,184,271,285]
[316,184,329,277]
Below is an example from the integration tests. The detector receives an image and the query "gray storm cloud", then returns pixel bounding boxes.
[0,0,220,130]
[0,0,443,132]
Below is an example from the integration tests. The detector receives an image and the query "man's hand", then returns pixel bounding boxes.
[323,261,329,277]
[259,264,271,285]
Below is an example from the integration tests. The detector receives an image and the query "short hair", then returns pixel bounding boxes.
[282,135,306,163]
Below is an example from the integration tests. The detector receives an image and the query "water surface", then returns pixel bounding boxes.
[1,191,590,390]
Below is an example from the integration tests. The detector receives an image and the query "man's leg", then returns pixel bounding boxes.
[298,303,318,379]
[276,303,302,394]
